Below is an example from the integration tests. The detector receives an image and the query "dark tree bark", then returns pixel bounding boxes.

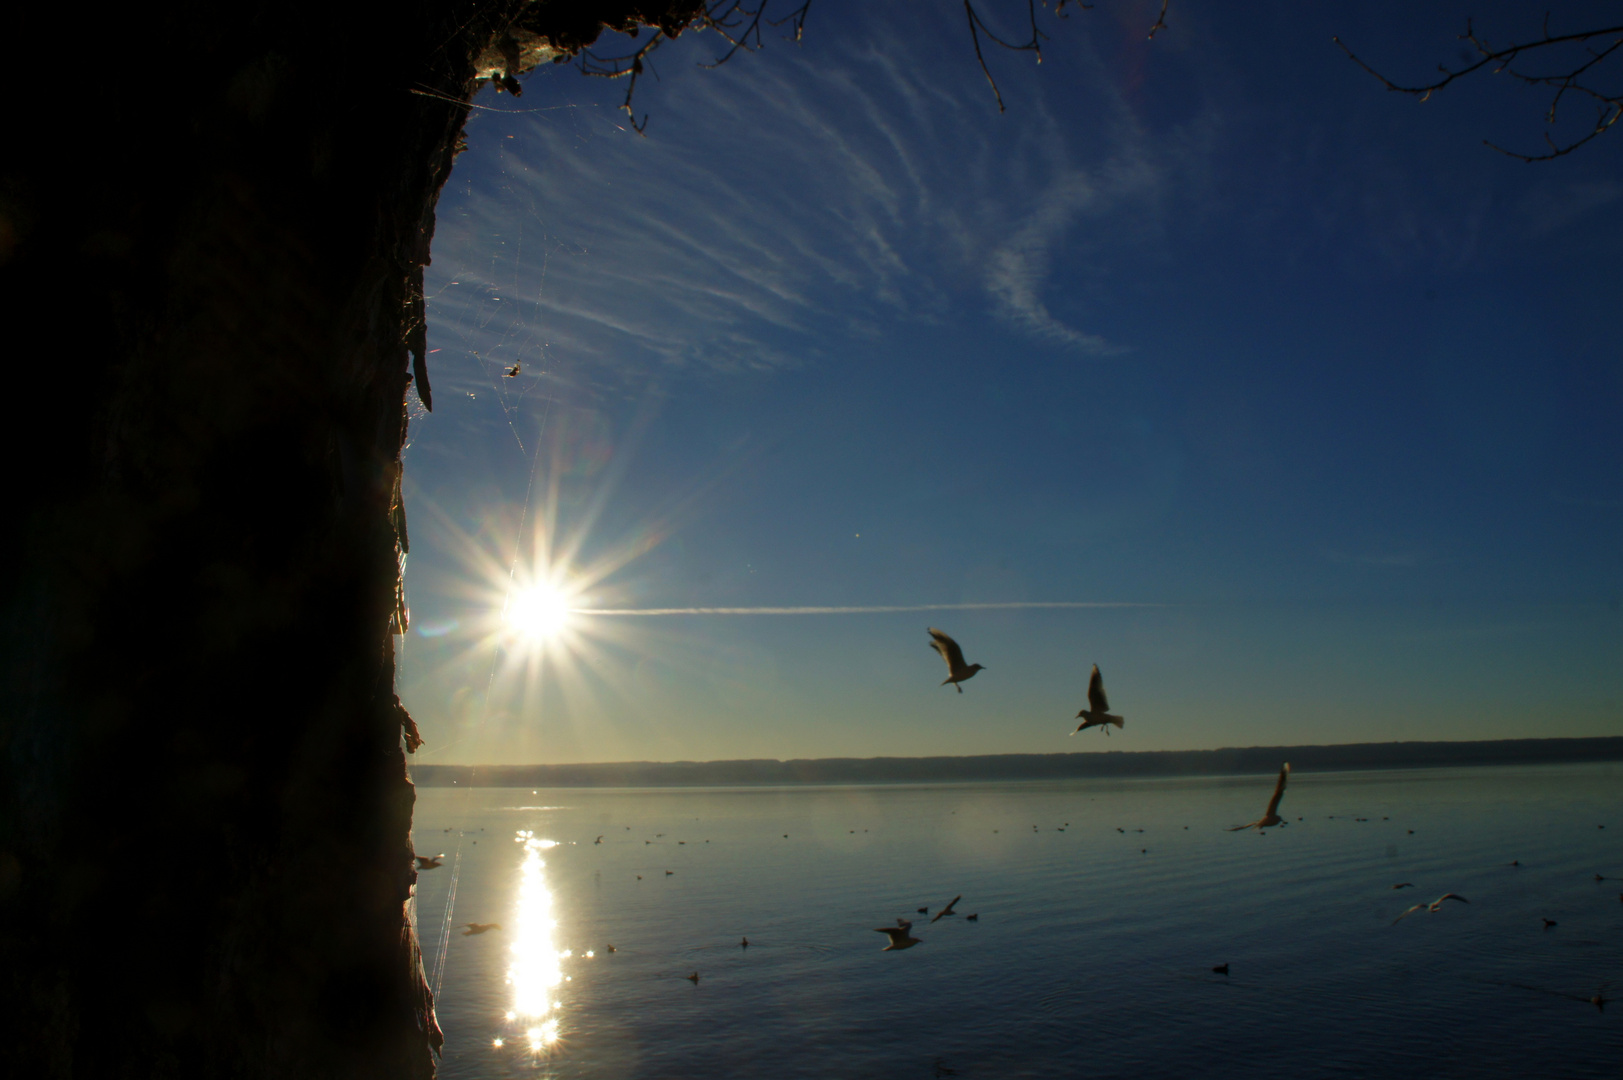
[0,2,696,1076]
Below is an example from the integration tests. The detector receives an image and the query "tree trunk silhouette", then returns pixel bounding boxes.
[0,2,692,1075]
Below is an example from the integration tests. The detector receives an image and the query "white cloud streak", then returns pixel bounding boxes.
[424,11,1181,394]
[572,601,1161,616]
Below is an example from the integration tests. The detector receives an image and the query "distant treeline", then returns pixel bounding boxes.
[409,737,1623,788]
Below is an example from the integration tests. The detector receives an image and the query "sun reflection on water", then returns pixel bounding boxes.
[507,830,564,1052]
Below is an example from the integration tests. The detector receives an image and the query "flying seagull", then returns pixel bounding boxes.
[1228,764,1290,831]
[461,923,501,935]
[1392,893,1470,925]
[875,919,922,951]
[928,628,984,693]
[930,896,962,924]
[416,854,444,869]
[1072,665,1125,734]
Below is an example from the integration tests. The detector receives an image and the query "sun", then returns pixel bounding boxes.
[505,583,574,643]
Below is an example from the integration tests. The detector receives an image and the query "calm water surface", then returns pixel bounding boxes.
[410,765,1623,1078]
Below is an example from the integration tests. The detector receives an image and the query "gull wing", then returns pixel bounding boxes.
[1430,893,1469,909]
[1265,763,1290,818]
[875,926,911,943]
[928,628,967,672]
[1088,665,1110,714]
[1391,903,1426,925]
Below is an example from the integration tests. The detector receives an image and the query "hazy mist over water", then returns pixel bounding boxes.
[412,764,1621,1078]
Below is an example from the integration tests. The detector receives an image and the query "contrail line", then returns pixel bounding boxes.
[570,602,1160,616]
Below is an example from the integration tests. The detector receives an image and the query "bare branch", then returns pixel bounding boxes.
[1148,0,1168,41]
[965,1,1010,113]
[579,30,667,134]
[575,1,813,133]
[767,1,812,43]
[1336,20,1623,160]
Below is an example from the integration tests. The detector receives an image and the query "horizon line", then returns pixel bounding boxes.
[410,734,1623,769]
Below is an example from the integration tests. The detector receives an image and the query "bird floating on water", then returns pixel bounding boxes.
[686,972,700,984]
[1228,764,1290,831]
[416,854,444,869]
[1542,918,1558,929]
[930,896,961,924]
[1212,963,1229,975]
[1392,893,1469,925]
[740,937,749,948]
[928,628,984,692]
[875,919,922,951]
[461,923,501,935]
[1072,665,1125,735]
[1392,883,1415,890]
[966,913,978,921]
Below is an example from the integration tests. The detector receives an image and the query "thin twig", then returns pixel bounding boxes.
[767,1,812,42]
[1148,0,1168,40]
[965,1,1008,112]
[1336,20,1623,160]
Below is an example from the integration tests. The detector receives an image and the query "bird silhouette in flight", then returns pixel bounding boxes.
[1228,764,1290,831]
[928,628,984,692]
[930,896,962,924]
[504,362,521,377]
[461,923,501,935]
[875,919,922,951]
[1072,665,1125,734]
[416,854,444,869]
[1392,893,1470,925]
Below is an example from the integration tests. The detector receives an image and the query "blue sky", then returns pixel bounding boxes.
[399,1,1623,765]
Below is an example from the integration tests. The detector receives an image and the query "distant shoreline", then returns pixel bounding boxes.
[408,736,1623,788]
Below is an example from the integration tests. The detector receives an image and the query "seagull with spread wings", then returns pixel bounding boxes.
[415,854,444,869]
[1392,893,1470,925]
[875,919,923,951]
[461,923,501,935]
[928,628,984,693]
[930,896,962,924]
[1072,665,1125,735]
[1227,764,1291,831]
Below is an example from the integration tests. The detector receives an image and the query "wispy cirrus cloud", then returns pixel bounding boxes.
[424,9,1189,394]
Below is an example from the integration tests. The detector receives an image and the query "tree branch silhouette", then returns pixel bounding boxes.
[1336,18,1623,161]
[574,1,1167,130]
[578,0,815,133]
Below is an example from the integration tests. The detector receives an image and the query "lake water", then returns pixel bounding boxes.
[410,765,1623,1079]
